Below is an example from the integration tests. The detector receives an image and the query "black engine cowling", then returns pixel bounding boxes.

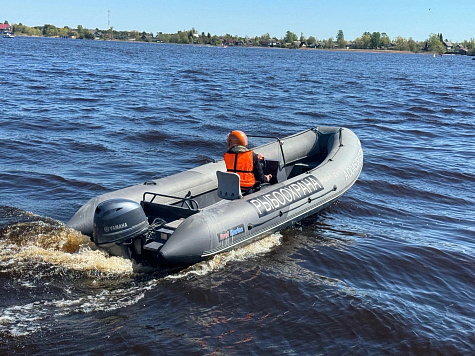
[93,198,149,246]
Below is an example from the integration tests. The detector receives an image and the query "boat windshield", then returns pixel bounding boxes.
[247,135,285,166]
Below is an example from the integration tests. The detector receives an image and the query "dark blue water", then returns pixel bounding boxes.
[1,37,474,355]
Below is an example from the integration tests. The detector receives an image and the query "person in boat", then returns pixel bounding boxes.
[224,130,272,194]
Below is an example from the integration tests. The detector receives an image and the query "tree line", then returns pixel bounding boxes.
[5,21,475,55]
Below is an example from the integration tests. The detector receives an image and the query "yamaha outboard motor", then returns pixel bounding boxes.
[93,198,149,259]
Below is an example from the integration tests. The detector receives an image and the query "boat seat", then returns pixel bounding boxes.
[156,218,185,240]
[143,241,164,252]
[216,171,242,200]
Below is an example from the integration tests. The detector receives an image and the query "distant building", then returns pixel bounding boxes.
[456,45,468,55]
[0,24,12,32]
[443,40,453,51]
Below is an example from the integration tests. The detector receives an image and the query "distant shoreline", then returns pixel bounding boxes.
[300,47,421,55]
[9,35,463,56]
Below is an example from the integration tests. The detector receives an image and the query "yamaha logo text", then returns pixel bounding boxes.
[104,222,128,233]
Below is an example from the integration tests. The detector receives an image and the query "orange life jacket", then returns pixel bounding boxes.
[223,150,256,188]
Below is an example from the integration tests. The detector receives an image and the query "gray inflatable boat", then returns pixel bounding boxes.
[67,126,363,266]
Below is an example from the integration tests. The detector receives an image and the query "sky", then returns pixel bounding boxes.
[2,0,474,42]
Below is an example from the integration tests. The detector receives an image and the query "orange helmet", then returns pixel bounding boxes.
[227,130,248,148]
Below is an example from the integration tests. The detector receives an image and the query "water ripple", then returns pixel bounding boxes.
[1,38,474,354]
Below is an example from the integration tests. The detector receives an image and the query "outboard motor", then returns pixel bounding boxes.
[93,198,149,259]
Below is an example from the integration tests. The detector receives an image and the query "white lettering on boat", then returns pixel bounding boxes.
[249,176,324,217]
[344,148,363,182]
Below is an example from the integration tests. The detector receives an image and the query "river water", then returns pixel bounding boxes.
[0,37,473,355]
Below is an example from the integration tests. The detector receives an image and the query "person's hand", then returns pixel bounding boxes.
[265,174,272,182]
[257,153,265,161]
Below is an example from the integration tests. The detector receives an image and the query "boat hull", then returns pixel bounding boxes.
[160,128,363,264]
[67,126,363,266]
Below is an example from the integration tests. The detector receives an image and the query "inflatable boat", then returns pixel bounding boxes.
[67,126,363,266]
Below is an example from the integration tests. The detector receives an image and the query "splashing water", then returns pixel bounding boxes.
[165,233,282,281]
[0,210,282,337]
[0,216,134,279]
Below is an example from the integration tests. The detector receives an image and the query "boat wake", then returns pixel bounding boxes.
[0,213,134,279]
[164,233,282,281]
[0,207,282,337]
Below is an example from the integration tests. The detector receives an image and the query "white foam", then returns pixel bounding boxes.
[0,221,134,278]
[0,222,282,337]
[165,233,282,281]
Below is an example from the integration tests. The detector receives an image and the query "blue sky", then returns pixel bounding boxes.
[2,0,474,42]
